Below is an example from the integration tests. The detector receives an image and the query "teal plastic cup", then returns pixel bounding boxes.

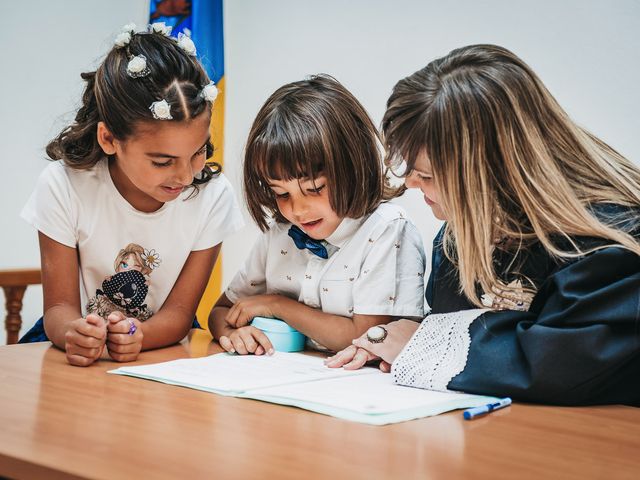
[250,317,306,352]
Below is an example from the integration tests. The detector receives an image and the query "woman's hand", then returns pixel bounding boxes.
[325,319,420,371]
[219,325,274,355]
[106,311,143,362]
[224,294,283,328]
[64,314,107,367]
[324,345,391,371]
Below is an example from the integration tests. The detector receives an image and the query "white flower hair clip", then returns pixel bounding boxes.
[150,22,172,36]
[114,31,132,48]
[149,100,173,120]
[122,22,137,33]
[201,81,218,103]
[177,32,197,56]
[127,55,150,78]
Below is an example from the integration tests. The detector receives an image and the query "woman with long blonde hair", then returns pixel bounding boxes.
[327,44,640,406]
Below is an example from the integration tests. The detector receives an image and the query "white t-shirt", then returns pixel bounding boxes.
[21,160,244,319]
[226,202,426,322]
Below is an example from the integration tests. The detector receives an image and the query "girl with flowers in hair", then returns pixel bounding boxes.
[327,44,640,406]
[209,75,426,355]
[19,23,243,367]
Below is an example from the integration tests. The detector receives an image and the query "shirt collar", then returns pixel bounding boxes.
[325,216,366,248]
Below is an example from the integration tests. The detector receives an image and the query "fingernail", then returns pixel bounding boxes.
[229,349,235,354]
[268,348,274,355]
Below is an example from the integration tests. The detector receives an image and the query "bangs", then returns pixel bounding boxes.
[246,121,326,184]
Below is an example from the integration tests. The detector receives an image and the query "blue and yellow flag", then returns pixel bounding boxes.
[150,0,225,332]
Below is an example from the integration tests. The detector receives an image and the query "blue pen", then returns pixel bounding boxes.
[463,397,512,420]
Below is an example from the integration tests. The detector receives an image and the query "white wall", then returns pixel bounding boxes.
[221,0,640,301]
[1,0,639,344]
[0,0,150,343]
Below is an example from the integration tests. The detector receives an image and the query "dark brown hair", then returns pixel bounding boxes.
[46,29,220,188]
[244,74,386,231]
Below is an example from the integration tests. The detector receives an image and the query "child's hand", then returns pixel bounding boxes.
[324,345,389,371]
[219,325,274,356]
[225,295,281,328]
[106,311,143,362]
[64,314,107,367]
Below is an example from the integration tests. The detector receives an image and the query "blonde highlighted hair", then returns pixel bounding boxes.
[383,44,640,307]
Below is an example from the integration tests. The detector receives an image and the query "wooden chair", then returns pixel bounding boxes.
[0,269,41,344]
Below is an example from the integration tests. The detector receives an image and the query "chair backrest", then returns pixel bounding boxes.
[0,269,41,344]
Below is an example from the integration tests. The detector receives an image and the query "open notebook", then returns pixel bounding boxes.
[108,352,497,425]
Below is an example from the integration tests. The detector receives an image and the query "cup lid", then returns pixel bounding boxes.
[251,316,301,334]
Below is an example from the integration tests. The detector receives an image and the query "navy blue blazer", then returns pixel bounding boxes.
[425,204,640,406]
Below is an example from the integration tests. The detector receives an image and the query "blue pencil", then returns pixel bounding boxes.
[463,397,512,420]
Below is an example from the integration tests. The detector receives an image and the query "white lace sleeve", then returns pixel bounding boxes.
[392,309,487,391]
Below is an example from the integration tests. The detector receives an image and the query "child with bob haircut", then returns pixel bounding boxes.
[209,74,426,354]
[20,23,243,366]
[327,45,640,406]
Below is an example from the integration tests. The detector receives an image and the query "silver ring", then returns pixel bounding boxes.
[366,326,388,344]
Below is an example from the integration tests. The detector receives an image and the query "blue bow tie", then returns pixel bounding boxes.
[288,225,328,259]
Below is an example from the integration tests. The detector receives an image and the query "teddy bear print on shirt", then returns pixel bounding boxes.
[86,243,161,321]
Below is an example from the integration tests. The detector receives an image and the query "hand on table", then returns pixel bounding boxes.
[106,311,143,362]
[219,325,274,356]
[324,319,420,371]
[324,344,389,371]
[64,313,107,367]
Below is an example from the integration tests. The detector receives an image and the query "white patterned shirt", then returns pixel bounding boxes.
[226,203,426,330]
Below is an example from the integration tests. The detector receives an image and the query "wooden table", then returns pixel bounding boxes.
[1,334,639,480]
